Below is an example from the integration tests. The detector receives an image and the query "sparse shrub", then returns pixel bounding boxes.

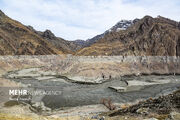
[100,98,116,110]
[4,100,20,107]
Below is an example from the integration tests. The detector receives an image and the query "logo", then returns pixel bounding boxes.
[9,89,28,95]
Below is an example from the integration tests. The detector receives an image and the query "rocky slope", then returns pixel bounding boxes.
[76,16,180,56]
[0,10,80,55]
[27,27,82,54]
[109,88,180,118]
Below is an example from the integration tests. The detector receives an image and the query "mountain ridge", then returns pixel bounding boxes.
[0,9,180,56]
[76,15,180,56]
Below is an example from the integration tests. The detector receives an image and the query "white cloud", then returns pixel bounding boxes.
[0,0,180,40]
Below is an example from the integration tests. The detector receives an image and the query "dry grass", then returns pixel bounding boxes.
[0,113,91,120]
[0,113,147,120]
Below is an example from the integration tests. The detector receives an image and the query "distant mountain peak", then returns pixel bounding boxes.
[108,20,133,32]
[108,19,140,32]
[75,18,140,47]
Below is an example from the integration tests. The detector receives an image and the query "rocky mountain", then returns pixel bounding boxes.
[75,19,138,47]
[0,10,80,55]
[1,9,180,56]
[76,16,180,56]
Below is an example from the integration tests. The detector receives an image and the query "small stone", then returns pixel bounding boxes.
[136,108,149,115]
[31,102,51,112]
[99,116,105,120]
[170,112,180,120]
[91,115,99,119]
[143,118,158,120]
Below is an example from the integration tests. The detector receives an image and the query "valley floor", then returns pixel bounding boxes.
[0,55,180,120]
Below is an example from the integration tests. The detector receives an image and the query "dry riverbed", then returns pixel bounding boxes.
[1,55,180,120]
[1,67,180,120]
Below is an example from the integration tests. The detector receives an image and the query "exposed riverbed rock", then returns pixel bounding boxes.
[54,56,180,81]
[170,112,180,120]
[30,101,51,113]
[1,55,180,83]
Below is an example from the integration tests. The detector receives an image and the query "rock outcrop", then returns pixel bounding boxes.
[42,30,56,39]
[109,89,180,116]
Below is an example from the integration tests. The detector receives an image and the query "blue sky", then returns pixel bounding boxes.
[0,0,180,40]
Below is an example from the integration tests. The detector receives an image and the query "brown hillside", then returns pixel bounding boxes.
[0,10,64,55]
[27,27,82,54]
[1,9,180,56]
[76,16,180,56]
[39,29,81,54]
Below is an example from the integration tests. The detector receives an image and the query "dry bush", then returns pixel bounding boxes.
[100,98,116,110]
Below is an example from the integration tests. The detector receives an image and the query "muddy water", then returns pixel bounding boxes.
[6,73,180,109]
